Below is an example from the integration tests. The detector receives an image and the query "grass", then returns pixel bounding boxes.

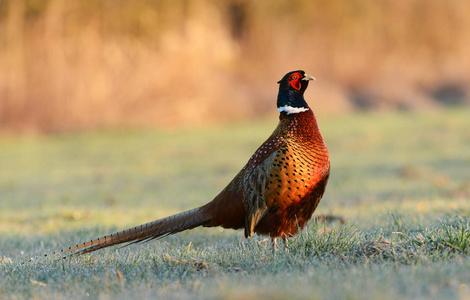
[1,109,470,299]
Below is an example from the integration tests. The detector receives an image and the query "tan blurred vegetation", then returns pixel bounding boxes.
[0,0,469,132]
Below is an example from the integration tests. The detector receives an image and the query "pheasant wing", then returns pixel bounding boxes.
[242,136,284,238]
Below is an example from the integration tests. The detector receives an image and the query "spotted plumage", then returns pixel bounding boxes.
[50,70,330,257]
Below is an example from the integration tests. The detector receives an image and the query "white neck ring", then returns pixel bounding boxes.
[278,105,309,115]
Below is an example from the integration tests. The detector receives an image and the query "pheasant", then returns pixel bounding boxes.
[55,70,330,257]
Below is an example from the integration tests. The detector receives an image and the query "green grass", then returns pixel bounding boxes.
[1,109,470,299]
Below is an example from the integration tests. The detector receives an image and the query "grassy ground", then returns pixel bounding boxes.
[1,109,470,299]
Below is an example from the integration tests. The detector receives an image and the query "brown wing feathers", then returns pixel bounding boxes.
[242,136,284,238]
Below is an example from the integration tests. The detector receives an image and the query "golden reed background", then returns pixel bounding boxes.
[1,0,469,132]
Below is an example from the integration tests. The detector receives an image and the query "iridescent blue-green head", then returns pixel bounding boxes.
[277,70,315,114]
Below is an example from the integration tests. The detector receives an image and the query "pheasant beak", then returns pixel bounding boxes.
[302,74,316,81]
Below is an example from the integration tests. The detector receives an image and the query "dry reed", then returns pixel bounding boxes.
[0,0,469,132]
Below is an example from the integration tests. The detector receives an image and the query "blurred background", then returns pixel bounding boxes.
[1,0,469,133]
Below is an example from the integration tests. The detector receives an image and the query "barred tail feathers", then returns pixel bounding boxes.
[57,207,210,257]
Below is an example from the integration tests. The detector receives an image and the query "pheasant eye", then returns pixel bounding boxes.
[288,73,302,90]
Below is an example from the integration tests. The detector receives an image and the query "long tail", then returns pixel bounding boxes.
[51,207,211,258]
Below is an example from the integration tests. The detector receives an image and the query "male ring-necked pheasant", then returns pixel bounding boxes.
[57,70,330,256]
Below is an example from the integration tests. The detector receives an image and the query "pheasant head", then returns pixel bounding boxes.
[277,70,315,114]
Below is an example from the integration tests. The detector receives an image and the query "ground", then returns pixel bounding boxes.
[1,109,469,299]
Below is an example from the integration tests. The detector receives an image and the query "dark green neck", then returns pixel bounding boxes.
[277,89,309,114]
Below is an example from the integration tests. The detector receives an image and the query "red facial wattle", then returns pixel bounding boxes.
[288,72,303,90]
